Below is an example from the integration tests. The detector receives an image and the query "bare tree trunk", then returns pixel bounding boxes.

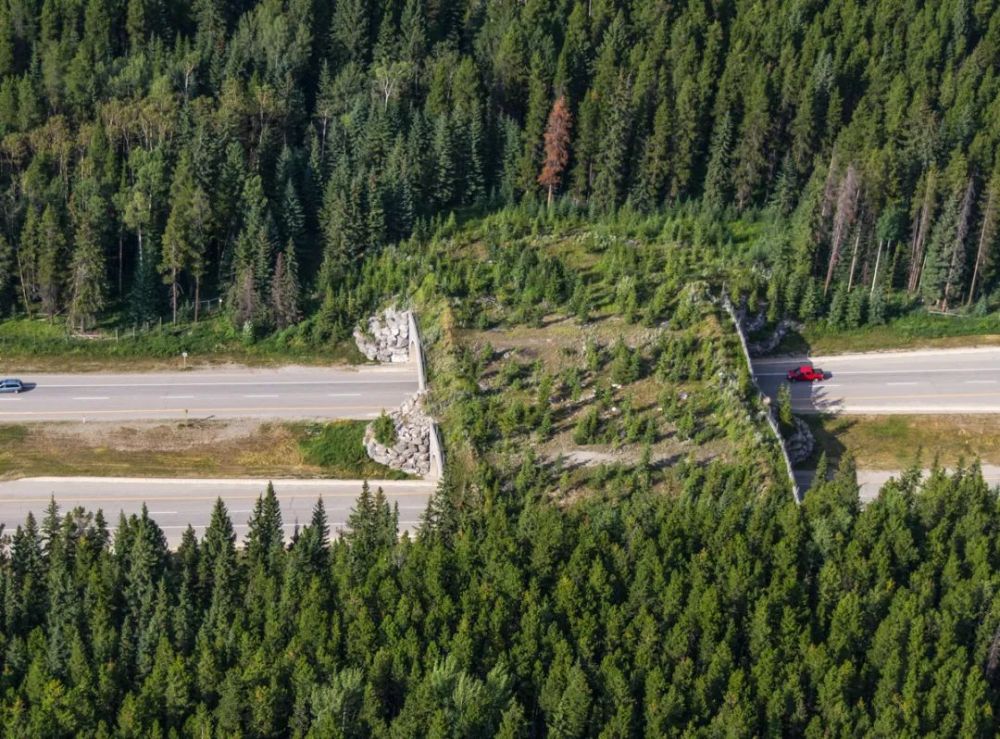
[118,230,124,295]
[908,170,936,293]
[870,239,884,297]
[16,251,31,318]
[847,225,862,291]
[171,267,178,324]
[824,165,860,295]
[943,178,975,309]
[194,277,201,323]
[968,182,998,305]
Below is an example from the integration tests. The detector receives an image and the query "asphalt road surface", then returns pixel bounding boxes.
[753,347,1000,414]
[0,477,436,546]
[0,365,418,422]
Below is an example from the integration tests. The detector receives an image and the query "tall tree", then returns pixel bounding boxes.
[538,96,573,207]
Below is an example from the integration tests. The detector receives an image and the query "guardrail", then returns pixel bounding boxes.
[407,310,444,480]
[721,295,801,503]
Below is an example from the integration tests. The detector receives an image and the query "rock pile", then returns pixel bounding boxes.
[354,308,411,363]
[749,318,800,357]
[364,393,432,476]
[784,416,816,465]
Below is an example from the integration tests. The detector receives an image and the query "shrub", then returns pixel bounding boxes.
[573,407,601,444]
[373,411,398,446]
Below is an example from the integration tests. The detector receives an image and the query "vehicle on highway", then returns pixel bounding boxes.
[0,379,24,393]
[786,365,825,382]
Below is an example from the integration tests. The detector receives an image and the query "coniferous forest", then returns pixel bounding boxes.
[4,0,1000,735]
[2,0,1000,327]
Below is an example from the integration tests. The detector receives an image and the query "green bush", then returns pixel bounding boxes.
[373,411,398,446]
[298,422,407,479]
[573,407,601,444]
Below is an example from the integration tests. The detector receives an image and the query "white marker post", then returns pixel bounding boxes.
[182,351,188,369]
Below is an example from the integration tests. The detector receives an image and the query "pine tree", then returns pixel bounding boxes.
[269,241,301,330]
[518,55,549,197]
[702,112,733,211]
[37,205,67,318]
[245,482,284,571]
[538,96,572,208]
[591,73,632,212]
[432,114,455,208]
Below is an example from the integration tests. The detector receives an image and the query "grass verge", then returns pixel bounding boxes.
[0,317,363,371]
[0,420,408,480]
[778,313,1000,356]
[804,414,1000,469]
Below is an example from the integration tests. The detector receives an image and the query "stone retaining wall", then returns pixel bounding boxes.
[354,307,411,363]
[785,416,816,465]
[722,294,802,503]
[364,394,432,476]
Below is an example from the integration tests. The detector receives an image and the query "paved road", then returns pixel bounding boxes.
[0,477,436,546]
[0,365,418,422]
[753,347,1000,414]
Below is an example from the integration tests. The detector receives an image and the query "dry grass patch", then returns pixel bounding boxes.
[0,420,401,479]
[806,414,1000,469]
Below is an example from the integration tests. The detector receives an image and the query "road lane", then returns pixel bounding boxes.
[752,347,1000,413]
[0,477,436,546]
[0,365,418,421]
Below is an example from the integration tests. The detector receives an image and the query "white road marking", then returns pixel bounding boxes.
[73,396,109,400]
[38,379,417,388]
[758,367,1000,377]
[965,380,997,385]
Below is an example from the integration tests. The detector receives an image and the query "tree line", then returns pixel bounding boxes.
[1,462,999,735]
[2,0,1000,332]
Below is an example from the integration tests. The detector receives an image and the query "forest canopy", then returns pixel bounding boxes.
[1,0,1000,334]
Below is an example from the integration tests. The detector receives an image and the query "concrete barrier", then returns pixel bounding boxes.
[407,311,427,393]
[407,310,444,480]
[722,295,801,503]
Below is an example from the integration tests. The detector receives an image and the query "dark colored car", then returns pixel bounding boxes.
[786,365,824,382]
[0,378,24,393]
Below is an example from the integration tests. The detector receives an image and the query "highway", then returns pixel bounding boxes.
[0,365,418,421]
[753,347,1000,414]
[0,477,436,546]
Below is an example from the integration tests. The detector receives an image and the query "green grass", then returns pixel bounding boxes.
[0,420,408,480]
[298,422,409,479]
[0,316,363,371]
[782,312,1000,355]
[804,414,1000,469]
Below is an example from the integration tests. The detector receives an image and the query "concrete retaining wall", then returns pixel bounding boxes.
[722,295,801,503]
[408,311,427,393]
[407,311,444,480]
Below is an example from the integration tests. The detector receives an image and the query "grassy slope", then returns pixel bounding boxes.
[409,213,783,499]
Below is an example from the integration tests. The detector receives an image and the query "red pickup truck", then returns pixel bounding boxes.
[786,365,825,382]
